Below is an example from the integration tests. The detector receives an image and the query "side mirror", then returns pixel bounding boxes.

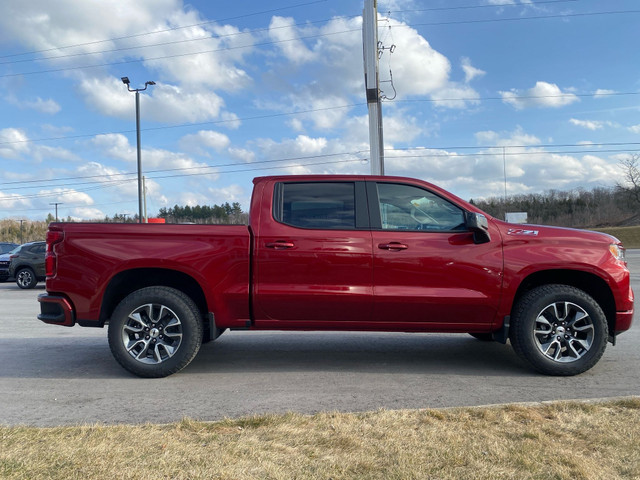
[465,212,491,244]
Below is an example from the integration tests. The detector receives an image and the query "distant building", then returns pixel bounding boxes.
[505,212,528,224]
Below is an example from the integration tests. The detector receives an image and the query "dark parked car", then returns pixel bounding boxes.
[0,245,20,282]
[8,241,46,289]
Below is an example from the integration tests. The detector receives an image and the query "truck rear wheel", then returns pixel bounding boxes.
[108,286,203,378]
[510,285,608,376]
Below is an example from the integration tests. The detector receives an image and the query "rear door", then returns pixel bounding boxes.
[369,181,503,330]
[253,181,374,326]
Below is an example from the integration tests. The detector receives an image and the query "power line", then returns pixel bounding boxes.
[0,103,366,146]
[0,0,578,64]
[0,0,330,60]
[2,141,638,194]
[389,0,580,14]
[0,150,369,190]
[0,156,369,203]
[3,9,639,79]
[0,28,361,78]
[406,9,640,28]
[385,147,640,159]
[0,15,359,67]
[2,90,639,148]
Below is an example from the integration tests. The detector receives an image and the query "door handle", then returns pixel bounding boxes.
[378,242,408,251]
[266,241,295,250]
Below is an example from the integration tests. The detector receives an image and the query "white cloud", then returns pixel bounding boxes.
[254,134,369,176]
[430,84,480,109]
[228,147,256,163]
[25,97,61,114]
[628,124,640,134]
[461,57,486,83]
[0,128,30,159]
[179,130,231,156]
[0,191,32,210]
[570,118,604,131]
[594,89,617,98]
[37,188,95,206]
[475,127,541,147]
[268,16,314,64]
[89,133,219,179]
[501,81,579,109]
[6,95,61,114]
[143,82,227,123]
[32,145,80,163]
[69,207,105,221]
[206,184,246,206]
[79,77,227,123]
[260,13,479,134]
[0,0,253,91]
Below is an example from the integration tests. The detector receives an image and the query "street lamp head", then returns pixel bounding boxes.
[121,77,130,85]
[146,81,156,86]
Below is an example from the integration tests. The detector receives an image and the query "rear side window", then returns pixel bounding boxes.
[274,182,356,229]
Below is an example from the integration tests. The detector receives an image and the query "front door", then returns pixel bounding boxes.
[369,181,503,331]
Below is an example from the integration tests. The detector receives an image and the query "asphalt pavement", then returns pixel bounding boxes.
[0,252,638,427]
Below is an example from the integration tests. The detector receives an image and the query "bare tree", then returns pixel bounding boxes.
[617,154,640,207]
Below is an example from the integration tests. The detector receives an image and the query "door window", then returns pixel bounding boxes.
[377,183,465,232]
[275,182,356,230]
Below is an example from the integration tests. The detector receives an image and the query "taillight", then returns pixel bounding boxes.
[45,229,64,277]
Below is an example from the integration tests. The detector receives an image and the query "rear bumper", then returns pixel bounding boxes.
[38,293,75,327]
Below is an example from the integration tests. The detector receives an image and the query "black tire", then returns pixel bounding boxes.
[108,286,203,378]
[469,333,494,341]
[510,284,608,376]
[16,268,37,289]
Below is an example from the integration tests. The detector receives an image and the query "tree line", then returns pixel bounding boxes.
[2,175,639,243]
[472,186,637,227]
[157,202,247,224]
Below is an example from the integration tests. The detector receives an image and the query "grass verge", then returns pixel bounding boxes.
[593,225,640,249]
[1,398,639,479]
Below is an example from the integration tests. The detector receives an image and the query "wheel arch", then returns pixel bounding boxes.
[100,268,208,326]
[12,263,34,274]
[512,269,616,341]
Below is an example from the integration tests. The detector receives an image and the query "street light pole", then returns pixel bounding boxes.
[121,77,155,223]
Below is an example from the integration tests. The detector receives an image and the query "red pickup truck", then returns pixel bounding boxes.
[38,175,634,378]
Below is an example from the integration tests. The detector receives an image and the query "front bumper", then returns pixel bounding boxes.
[38,293,75,327]
[615,310,634,335]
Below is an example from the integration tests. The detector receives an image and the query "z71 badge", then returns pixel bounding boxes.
[507,228,539,236]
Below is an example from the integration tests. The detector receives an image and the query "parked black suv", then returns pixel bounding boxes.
[8,241,46,289]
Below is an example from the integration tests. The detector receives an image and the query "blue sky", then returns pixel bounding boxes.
[1,0,639,220]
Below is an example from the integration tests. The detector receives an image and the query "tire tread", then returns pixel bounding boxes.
[108,286,203,378]
[510,284,608,376]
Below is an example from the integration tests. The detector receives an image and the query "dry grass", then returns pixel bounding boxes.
[1,399,639,479]
[594,225,640,249]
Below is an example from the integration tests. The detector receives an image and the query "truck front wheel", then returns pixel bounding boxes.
[108,286,203,378]
[510,285,608,376]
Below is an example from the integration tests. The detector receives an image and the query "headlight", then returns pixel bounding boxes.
[609,244,626,264]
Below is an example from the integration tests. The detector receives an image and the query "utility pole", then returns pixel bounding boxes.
[363,0,384,175]
[49,202,63,221]
[143,176,148,223]
[19,220,25,244]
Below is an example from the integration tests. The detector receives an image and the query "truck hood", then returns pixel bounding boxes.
[493,220,621,247]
